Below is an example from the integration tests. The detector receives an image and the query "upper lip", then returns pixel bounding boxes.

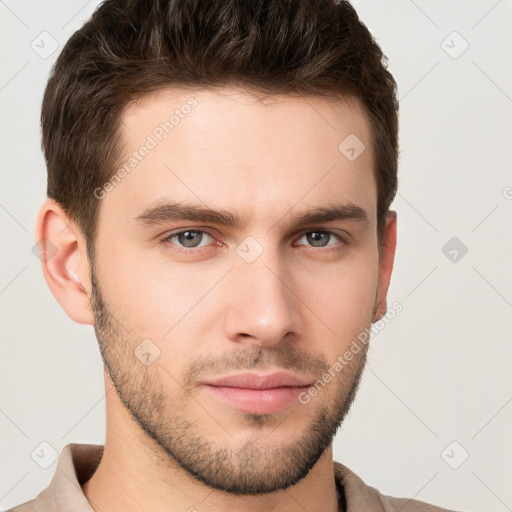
[202,371,313,390]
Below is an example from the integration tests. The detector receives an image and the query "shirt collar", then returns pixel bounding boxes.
[35,443,101,512]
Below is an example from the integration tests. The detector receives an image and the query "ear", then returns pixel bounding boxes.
[34,199,95,325]
[372,211,397,322]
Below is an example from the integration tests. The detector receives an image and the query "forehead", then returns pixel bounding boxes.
[121,86,372,151]
[103,86,376,231]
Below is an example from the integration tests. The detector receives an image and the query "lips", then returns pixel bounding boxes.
[201,371,313,414]
[202,371,312,390]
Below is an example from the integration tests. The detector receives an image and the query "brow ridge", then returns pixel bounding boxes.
[132,201,370,229]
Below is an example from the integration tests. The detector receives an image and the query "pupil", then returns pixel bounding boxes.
[309,232,327,247]
[181,231,200,247]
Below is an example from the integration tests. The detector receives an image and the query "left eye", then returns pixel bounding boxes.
[295,231,344,248]
[162,229,345,251]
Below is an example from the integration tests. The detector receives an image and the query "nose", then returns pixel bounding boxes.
[222,248,303,348]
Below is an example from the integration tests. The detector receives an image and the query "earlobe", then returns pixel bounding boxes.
[35,199,95,325]
[372,211,397,323]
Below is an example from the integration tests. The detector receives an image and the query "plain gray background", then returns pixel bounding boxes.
[1,1,511,510]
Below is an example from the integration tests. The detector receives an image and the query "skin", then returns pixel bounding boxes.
[37,87,397,512]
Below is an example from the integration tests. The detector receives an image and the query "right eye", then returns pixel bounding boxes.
[160,229,216,250]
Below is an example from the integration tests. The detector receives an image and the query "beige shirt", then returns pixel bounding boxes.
[7,443,458,512]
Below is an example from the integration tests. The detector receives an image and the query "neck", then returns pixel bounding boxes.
[83,441,340,512]
[82,404,340,512]
[82,377,341,512]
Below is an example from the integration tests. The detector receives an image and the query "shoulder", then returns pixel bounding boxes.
[6,499,37,512]
[333,461,461,512]
[5,443,103,512]
[378,494,461,512]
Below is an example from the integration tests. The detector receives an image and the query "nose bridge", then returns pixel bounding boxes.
[223,240,301,346]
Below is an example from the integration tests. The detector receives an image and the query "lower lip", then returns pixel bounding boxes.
[203,385,309,414]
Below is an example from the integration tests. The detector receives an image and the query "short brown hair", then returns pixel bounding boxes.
[41,0,399,256]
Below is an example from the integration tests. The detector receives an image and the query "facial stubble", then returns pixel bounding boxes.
[89,261,370,495]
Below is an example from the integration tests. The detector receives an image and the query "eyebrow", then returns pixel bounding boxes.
[132,200,370,230]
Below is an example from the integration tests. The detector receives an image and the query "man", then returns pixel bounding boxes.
[9,0,458,511]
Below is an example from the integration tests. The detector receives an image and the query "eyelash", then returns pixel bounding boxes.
[159,228,348,253]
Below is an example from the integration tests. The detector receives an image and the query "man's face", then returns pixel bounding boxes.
[89,87,388,494]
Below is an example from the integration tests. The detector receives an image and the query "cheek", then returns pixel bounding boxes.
[96,232,379,356]
[97,240,229,341]
[296,253,379,354]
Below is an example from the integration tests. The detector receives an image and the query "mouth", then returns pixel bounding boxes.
[201,371,313,414]
[202,384,310,414]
